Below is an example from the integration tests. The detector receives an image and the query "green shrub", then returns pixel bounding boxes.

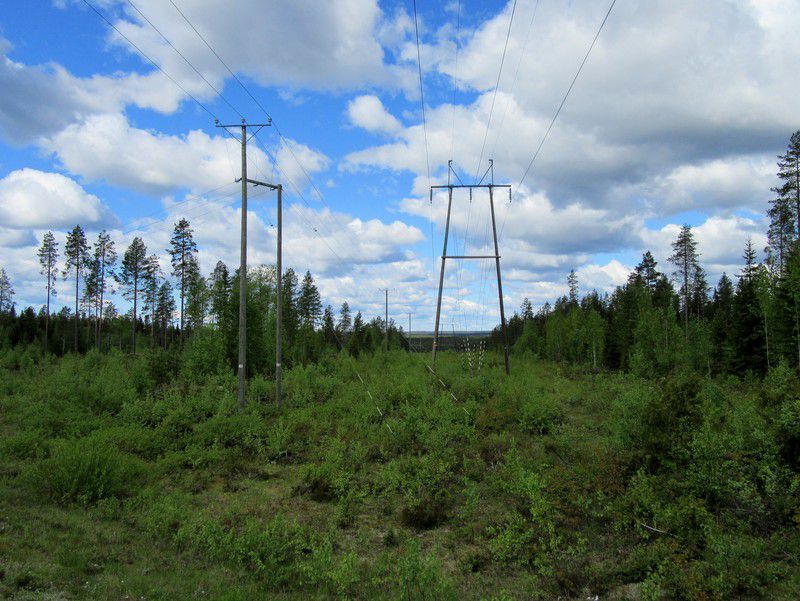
[30,436,142,505]
[391,540,456,601]
[517,393,562,434]
[0,429,47,460]
[181,329,228,382]
[190,412,266,454]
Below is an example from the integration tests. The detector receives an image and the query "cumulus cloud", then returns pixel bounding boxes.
[0,37,195,145]
[92,0,415,93]
[42,113,260,194]
[274,138,331,195]
[0,168,116,229]
[347,0,797,210]
[347,95,402,135]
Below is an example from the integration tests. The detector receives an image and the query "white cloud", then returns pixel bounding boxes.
[635,156,775,214]
[42,113,254,194]
[95,0,415,93]
[274,138,331,195]
[0,168,115,229]
[346,95,402,135]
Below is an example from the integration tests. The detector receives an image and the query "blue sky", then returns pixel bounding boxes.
[0,0,795,330]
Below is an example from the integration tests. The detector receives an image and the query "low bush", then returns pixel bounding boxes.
[29,436,142,505]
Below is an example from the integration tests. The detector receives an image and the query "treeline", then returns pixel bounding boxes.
[493,130,800,378]
[0,221,409,373]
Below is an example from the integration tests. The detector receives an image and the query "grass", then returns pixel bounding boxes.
[0,345,798,599]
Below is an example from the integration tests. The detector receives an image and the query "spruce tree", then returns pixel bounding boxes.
[209,261,231,327]
[297,271,322,326]
[668,225,701,338]
[37,232,59,352]
[567,269,579,305]
[168,218,198,344]
[63,225,89,352]
[691,264,709,318]
[633,251,660,291]
[185,256,208,329]
[119,237,147,354]
[348,311,365,356]
[322,305,337,348]
[520,297,534,321]
[732,241,767,374]
[281,268,299,347]
[709,273,734,371]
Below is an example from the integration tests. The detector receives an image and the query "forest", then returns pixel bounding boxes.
[0,135,799,599]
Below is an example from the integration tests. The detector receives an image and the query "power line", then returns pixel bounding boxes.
[124,0,242,120]
[449,0,462,162]
[118,181,236,233]
[412,0,431,185]
[515,0,617,197]
[474,0,518,182]
[167,0,367,258]
[123,186,273,238]
[500,0,617,241]
[80,0,216,121]
[490,0,541,161]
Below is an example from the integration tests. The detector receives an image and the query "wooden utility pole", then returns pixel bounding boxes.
[215,118,272,409]
[431,160,511,374]
[379,288,395,351]
[385,288,389,351]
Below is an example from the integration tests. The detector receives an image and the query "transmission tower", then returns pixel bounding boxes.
[431,160,511,374]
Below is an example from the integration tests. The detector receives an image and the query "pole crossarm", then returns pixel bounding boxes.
[430,184,511,190]
[444,255,498,259]
[237,177,280,191]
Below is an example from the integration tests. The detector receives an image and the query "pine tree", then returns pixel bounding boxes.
[168,218,198,344]
[119,237,147,354]
[567,269,579,305]
[143,254,162,344]
[0,267,14,313]
[92,230,116,348]
[63,225,89,352]
[83,255,100,337]
[297,271,322,326]
[668,225,700,338]
[37,232,59,352]
[209,261,231,326]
